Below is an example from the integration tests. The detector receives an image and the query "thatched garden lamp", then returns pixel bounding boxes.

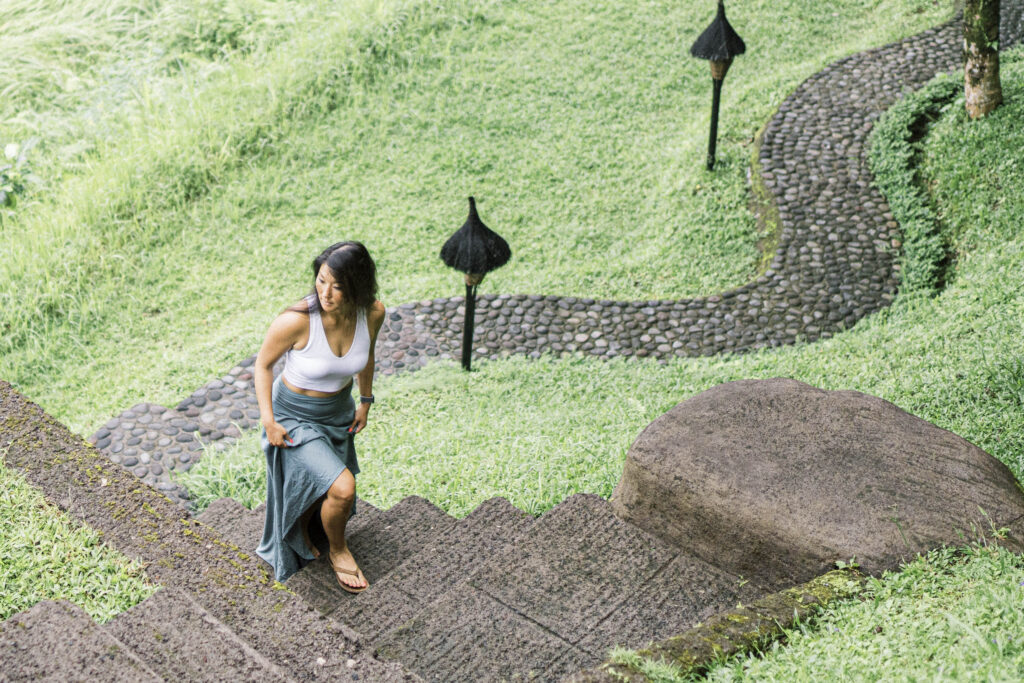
[440,197,511,370]
[690,0,746,170]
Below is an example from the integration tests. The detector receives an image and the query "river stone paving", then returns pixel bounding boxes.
[87,7,1024,505]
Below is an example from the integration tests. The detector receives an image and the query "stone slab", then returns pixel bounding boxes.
[104,587,292,681]
[470,494,677,650]
[195,497,248,532]
[281,501,386,618]
[0,600,159,682]
[375,586,592,682]
[613,378,1024,589]
[219,502,268,552]
[349,496,455,582]
[347,497,534,639]
[287,496,455,618]
[576,551,766,656]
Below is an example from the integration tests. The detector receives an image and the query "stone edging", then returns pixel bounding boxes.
[87,5,1024,504]
[566,568,866,682]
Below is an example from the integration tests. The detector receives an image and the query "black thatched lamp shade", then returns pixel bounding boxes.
[440,197,511,370]
[690,0,746,80]
[440,197,511,285]
[690,1,746,170]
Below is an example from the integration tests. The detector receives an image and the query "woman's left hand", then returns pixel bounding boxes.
[349,402,370,434]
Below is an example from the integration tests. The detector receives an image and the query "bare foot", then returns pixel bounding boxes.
[329,548,368,592]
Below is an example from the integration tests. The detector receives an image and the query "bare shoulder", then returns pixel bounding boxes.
[257,304,309,367]
[268,306,309,339]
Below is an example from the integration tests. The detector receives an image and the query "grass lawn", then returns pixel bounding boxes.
[183,53,1024,516]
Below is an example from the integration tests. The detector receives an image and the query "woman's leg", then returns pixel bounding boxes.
[298,497,323,558]
[321,468,367,589]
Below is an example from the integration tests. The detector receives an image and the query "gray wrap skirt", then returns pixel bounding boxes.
[256,375,360,582]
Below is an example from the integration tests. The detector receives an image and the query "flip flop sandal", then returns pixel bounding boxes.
[333,564,369,594]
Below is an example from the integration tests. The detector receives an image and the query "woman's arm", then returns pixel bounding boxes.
[350,301,386,434]
[255,310,306,447]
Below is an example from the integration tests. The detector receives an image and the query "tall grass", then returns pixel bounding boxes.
[1,0,952,432]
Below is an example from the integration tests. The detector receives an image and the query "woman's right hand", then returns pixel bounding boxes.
[264,420,294,448]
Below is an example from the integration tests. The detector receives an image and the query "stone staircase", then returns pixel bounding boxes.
[0,590,353,682]
[0,490,763,681]
[186,492,767,681]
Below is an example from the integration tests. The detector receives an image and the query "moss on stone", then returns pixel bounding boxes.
[572,569,866,682]
[748,121,783,274]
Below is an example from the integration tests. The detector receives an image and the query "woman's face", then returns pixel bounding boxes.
[315,263,345,311]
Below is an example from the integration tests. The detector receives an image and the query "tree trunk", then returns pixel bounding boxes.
[964,0,1002,118]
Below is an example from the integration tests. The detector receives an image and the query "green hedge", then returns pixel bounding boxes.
[868,74,960,293]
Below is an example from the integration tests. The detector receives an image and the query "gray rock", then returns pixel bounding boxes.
[612,378,1024,589]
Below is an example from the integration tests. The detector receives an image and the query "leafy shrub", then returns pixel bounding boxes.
[868,75,960,293]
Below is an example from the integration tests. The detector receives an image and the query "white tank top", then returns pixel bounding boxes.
[282,296,371,392]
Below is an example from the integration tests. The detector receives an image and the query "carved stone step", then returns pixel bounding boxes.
[347,497,534,640]
[375,493,764,681]
[287,495,456,619]
[0,600,159,681]
[105,587,294,681]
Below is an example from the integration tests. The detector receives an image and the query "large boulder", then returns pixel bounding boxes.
[612,378,1024,590]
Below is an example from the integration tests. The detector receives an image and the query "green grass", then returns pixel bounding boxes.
[868,74,961,293]
[181,49,1024,526]
[0,458,154,622]
[179,439,268,511]
[608,542,1024,682]
[183,47,1024,513]
[0,0,952,434]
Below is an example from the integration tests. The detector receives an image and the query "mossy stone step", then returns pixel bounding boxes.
[194,496,248,535]
[346,497,535,640]
[0,383,419,682]
[0,600,159,682]
[287,495,456,618]
[195,498,269,552]
[104,587,293,681]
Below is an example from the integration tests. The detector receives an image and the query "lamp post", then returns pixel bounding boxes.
[440,197,512,370]
[690,1,746,171]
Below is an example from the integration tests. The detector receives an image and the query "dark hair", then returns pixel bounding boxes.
[289,241,378,315]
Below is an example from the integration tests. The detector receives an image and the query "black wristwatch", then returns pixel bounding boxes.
[359,395,375,404]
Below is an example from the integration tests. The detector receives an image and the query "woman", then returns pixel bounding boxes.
[254,241,385,592]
